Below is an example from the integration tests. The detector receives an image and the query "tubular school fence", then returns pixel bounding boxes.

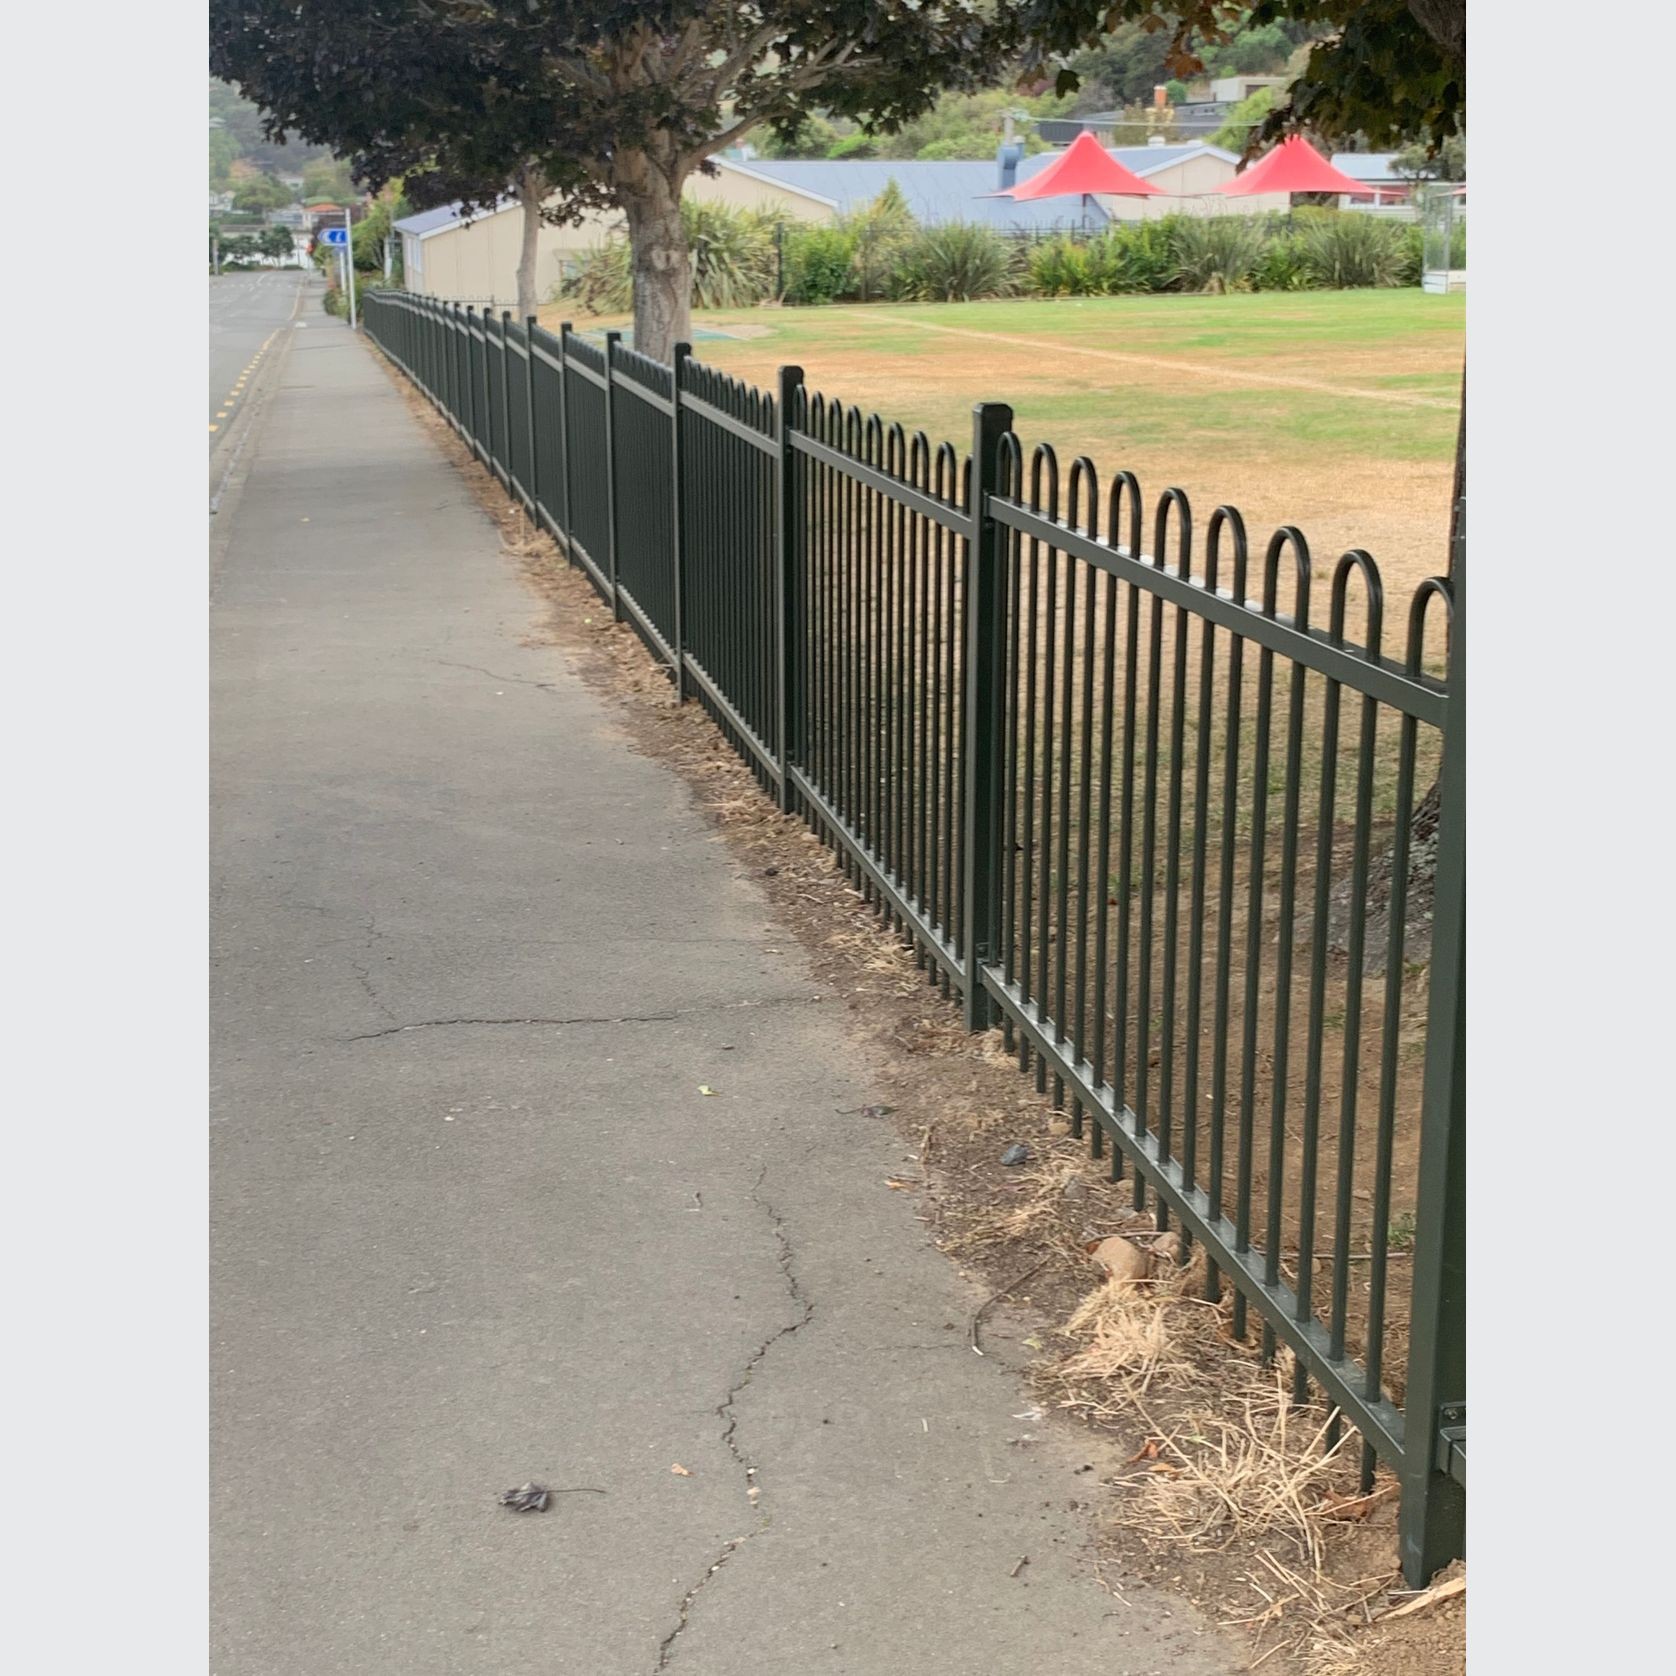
[363,291,1465,1585]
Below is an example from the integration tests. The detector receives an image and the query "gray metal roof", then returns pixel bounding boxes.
[732,146,1228,231]
[393,198,514,238]
[1330,153,1405,185]
[393,144,1237,243]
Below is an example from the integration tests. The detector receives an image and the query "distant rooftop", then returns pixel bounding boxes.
[732,146,1233,230]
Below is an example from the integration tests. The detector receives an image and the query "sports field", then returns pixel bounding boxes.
[540,289,1465,601]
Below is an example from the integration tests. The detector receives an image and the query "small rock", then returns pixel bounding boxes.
[1061,1178,1089,1203]
[1152,1231,1184,1265]
[1086,1236,1153,1284]
[1000,1143,1032,1167]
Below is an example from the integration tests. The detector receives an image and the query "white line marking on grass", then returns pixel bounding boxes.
[865,313,1458,412]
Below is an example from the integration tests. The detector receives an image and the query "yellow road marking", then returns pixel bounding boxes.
[209,423,220,432]
[216,410,229,418]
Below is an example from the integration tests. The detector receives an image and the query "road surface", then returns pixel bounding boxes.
[208,271,307,455]
[209,309,1239,1675]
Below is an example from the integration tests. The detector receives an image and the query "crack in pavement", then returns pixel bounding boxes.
[348,912,399,1027]
[338,992,822,1043]
[655,1165,813,1671]
[432,657,558,693]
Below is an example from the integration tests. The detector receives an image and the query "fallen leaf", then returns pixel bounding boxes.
[671,1463,692,1477]
[1125,1439,1164,1466]
[698,1086,717,1097]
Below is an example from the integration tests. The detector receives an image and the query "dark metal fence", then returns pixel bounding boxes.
[363,291,1464,1586]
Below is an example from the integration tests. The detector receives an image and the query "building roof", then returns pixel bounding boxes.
[393,144,1240,244]
[729,145,1232,230]
[1329,153,1406,186]
[394,198,515,238]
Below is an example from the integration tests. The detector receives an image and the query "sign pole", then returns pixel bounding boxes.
[345,206,358,331]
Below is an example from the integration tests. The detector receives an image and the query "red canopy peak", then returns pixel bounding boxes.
[993,131,1166,201]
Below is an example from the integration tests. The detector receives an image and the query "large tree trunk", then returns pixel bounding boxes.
[513,164,547,319]
[613,146,691,362]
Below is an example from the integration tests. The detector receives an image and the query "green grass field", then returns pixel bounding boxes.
[541,288,1466,593]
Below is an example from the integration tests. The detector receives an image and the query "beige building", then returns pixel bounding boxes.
[395,161,828,308]
[394,145,1287,306]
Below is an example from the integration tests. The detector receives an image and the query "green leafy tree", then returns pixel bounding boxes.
[1211,86,1276,151]
[211,2,1028,361]
[209,127,241,188]
[231,173,293,214]
[300,158,356,203]
[1022,2,1464,152]
[1393,132,1465,182]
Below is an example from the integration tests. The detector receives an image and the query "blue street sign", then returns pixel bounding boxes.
[321,226,349,246]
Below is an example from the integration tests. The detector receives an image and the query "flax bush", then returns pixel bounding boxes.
[890,223,1019,302]
[560,200,782,316]
[1172,216,1265,294]
[1296,211,1410,289]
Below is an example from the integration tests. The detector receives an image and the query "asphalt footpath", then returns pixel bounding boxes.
[209,310,1240,1676]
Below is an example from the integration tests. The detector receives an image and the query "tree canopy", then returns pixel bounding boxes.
[210,2,1020,352]
[1018,2,1464,151]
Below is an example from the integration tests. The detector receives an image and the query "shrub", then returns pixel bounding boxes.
[826,132,878,160]
[1028,235,1102,298]
[890,223,1018,302]
[685,200,780,309]
[841,182,917,302]
[563,239,633,314]
[783,224,856,305]
[559,200,781,315]
[1252,231,1309,291]
[1173,216,1265,293]
[1297,212,1409,289]
[323,273,389,317]
[1395,222,1424,287]
[1105,216,1183,293]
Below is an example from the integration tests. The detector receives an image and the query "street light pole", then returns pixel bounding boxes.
[345,205,358,330]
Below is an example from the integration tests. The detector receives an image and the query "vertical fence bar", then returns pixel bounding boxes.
[961,402,1013,1029]
[1398,506,1467,1587]
[604,330,622,620]
[776,364,806,810]
[499,311,514,489]
[525,315,541,515]
[464,307,479,455]
[556,322,573,548]
[670,343,692,703]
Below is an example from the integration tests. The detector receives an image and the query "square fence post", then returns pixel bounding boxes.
[499,311,515,493]
[556,323,573,551]
[671,343,692,702]
[603,329,622,621]
[960,401,1014,1032]
[464,306,480,457]
[1398,498,1467,1587]
[452,305,466,433]
[775,364,806,813]
[525,315,541,516]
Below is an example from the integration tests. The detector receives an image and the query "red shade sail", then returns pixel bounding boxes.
[1211,136,1368,198]
[989,131,1167,200]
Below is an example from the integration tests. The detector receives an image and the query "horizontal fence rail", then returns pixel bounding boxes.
[361,290,1464,1586]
